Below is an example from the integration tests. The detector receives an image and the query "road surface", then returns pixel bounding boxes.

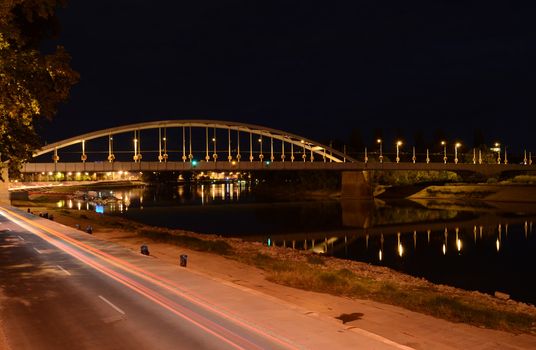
[0,207,410,350]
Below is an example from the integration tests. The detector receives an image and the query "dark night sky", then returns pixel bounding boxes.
[41,1,536,152]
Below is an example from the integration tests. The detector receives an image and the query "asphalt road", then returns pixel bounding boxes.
[0,207,409,350]
[0,212,295,350]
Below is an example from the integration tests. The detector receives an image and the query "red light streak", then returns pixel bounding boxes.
[1,208,298,350]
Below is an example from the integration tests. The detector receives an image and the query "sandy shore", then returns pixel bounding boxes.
[9,205,533,349]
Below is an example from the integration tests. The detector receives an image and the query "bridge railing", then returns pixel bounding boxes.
[20,160,536,174]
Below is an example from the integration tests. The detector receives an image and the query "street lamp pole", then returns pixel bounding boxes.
[396,141,402,163]
[441,141,447,164]
[133,138,138,162]
[454,142,461,164]
[377,139,383,163]
[495,142,501,164]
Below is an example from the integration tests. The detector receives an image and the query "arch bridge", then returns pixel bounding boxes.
[31,119,352,166]
[20,119,536,199]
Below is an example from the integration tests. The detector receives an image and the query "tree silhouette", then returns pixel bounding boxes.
[0,0,79,178]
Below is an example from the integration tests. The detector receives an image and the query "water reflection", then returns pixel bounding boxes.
[263,218,536,303]
[54,182,250,213]
[264,220,535,258]
[40,184,536,304]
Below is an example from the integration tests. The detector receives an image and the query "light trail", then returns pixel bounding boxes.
[4,211,258,350]
[0,208,296,350]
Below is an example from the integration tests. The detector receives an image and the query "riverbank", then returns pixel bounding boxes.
[23,206,536,339]
[265,182,536,203]
[409,184,536,203]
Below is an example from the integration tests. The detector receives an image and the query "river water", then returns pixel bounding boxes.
[51,183,536,305]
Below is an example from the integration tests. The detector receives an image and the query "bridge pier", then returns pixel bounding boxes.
[0,167,9,204]
[340,171,373,199]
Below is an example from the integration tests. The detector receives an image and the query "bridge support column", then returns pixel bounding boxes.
[0,167,10,204]
[341,171,373,200]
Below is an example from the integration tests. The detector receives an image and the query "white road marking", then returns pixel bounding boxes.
[56,265,71,276]
[33,247,43,254]
[98,295,125,315]
[17,235,24,240]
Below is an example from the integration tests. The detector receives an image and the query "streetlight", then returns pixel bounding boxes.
[377,139,383,163]
[258,138,264,162]
[441,141,447,164]
[494,142,501,164]
[133,138,138,162]
[396,140,402,163]
[454,142,461,164]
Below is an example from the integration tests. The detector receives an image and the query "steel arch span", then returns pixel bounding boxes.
[34,119,357,163]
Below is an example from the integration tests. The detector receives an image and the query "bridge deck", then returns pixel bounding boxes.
[21,161,536,173]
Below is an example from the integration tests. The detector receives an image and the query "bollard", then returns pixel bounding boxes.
[140,244,150,256]
[27,208,31,213]
[179,254,188,267]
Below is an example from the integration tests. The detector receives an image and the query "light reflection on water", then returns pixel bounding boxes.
[261,219,536,304]
[50,184,536,304]
[55,182,250,212]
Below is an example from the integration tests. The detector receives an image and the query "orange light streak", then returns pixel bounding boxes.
[2,210,261,350]
[1,208,297,350]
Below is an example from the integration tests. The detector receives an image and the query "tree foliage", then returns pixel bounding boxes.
[0,0,78,178]
[372,170,460,186]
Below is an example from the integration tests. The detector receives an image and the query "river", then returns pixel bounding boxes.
[49,182,536,305]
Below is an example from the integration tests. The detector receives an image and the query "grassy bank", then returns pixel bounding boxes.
[138,229,233,255]
[36,208,536,334]
[243,252,535,333]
